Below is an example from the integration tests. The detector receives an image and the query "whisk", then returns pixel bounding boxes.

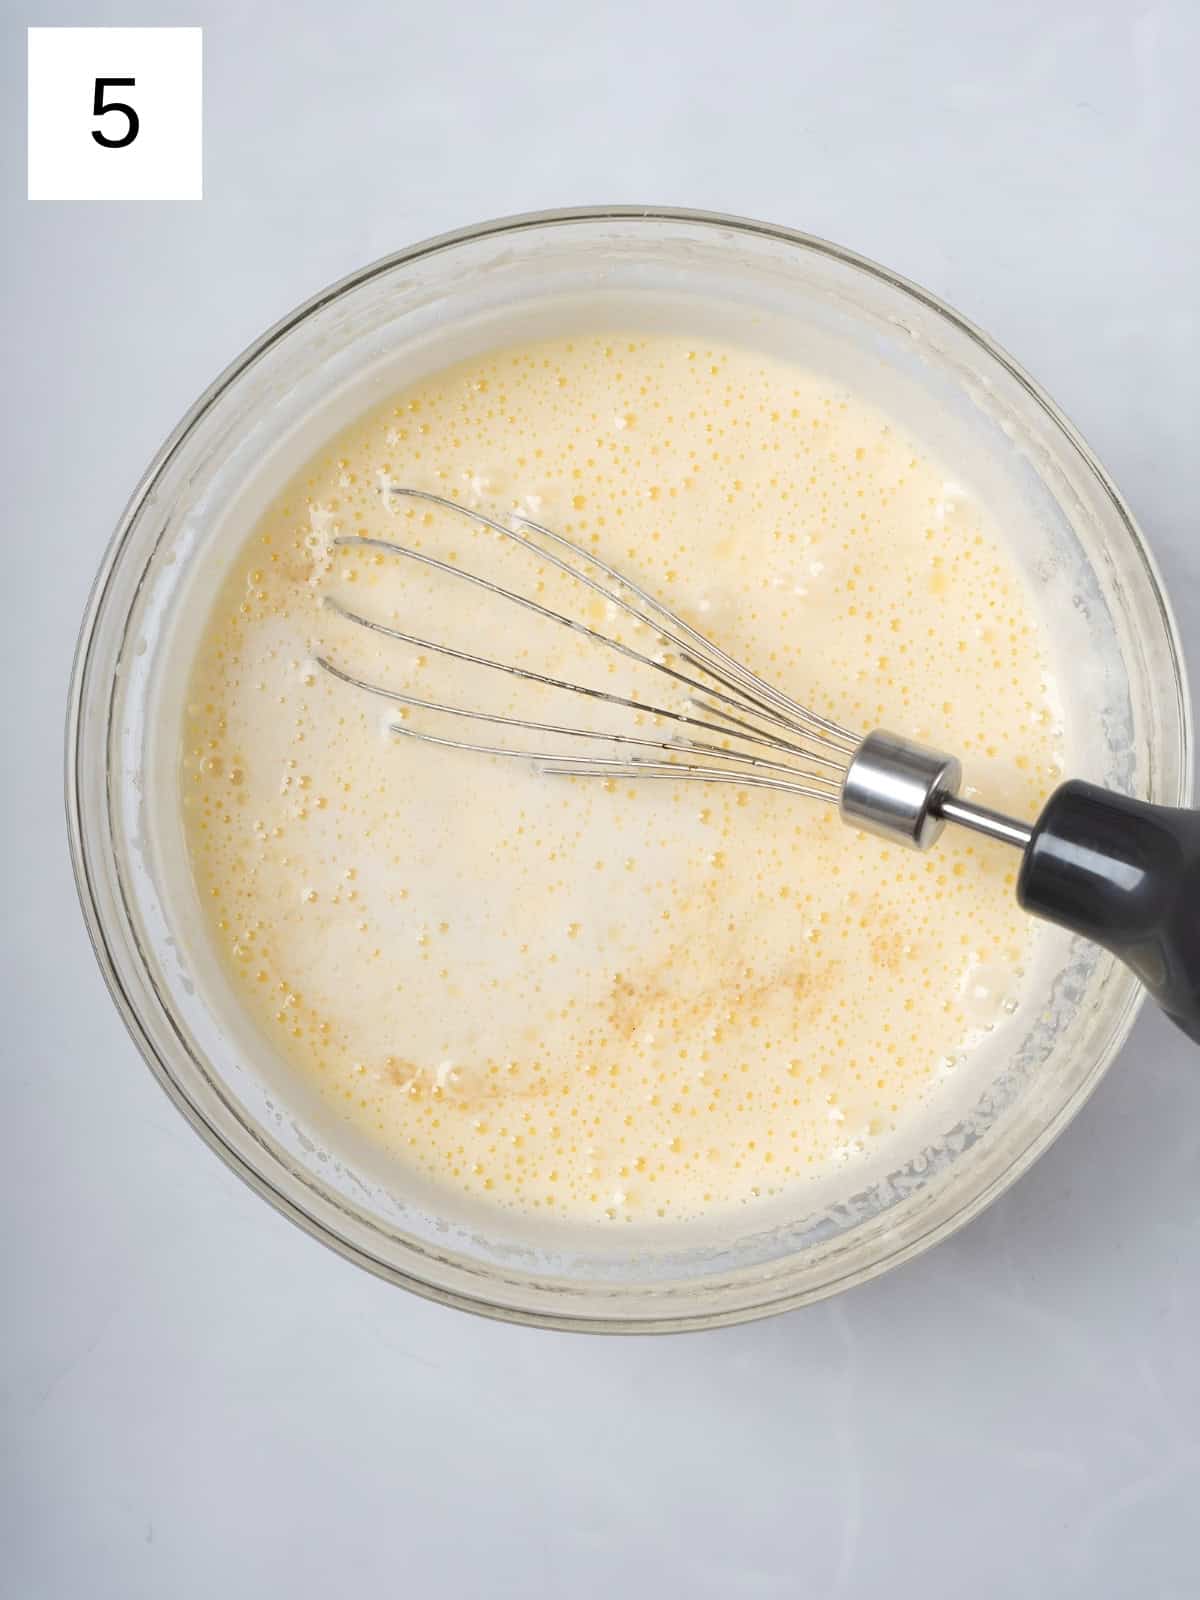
[317,487,1200,1043]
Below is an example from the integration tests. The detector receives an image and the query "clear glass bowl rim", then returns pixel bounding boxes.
[65,205,1194,1332]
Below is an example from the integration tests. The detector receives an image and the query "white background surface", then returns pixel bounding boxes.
[5,2,1199,1595]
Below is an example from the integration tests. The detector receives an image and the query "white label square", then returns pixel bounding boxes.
[28,27,203,201]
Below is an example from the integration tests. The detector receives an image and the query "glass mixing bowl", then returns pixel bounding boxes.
[67,207,1191,1331]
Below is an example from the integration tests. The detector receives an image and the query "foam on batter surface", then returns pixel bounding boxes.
[182,333,1063,1222]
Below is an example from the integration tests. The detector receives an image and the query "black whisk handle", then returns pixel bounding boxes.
[1018,781,1200,1044]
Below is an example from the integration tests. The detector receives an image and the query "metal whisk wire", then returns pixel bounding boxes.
[308,489,1200,1045]
[315,486,860,802]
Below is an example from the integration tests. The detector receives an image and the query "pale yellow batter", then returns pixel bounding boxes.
[182,333,1063,1222]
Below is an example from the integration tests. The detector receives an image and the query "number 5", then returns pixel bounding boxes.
[92,78,139,148]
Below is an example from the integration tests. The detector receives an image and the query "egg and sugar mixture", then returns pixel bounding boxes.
[182,333,1062,1223]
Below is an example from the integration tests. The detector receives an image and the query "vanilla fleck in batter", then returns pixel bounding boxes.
[182,334,1063,1222]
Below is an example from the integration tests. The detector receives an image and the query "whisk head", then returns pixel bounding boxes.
[314,486,862,804]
